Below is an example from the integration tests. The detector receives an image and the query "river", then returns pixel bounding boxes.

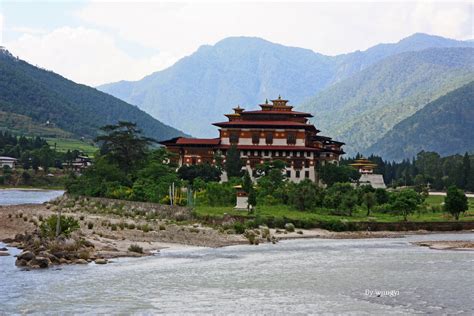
[0,190,473,314]
[0,189,64,205]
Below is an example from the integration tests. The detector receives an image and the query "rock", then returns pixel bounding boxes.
[28,256,50,268]
[17,250,35,261]
[75,259,88,264]
[59,258,69,264]
[15,259,28,267]
[14,233,25,242]
[284,223,295,232]
[2,238,13,243]
[0,252,10,256]
[0,247,8,251]
[95,258,108,264]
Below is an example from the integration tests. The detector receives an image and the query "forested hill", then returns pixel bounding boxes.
[98,33,473,137]
[365,81,474,161]
[0,49,186,141]
[300,47,474,155]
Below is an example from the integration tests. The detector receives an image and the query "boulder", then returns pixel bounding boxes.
[17,250,35,261]
[28,256,51,269]
[95,258,108,264]
[59,258,69,264]
[0,247,8,251]
[0,252,10,256]
[75,259,88,264]
[15,259,28,267]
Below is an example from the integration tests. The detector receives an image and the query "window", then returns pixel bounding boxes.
[295,170,300,178]
[265,132,273,144]
[191,157,197,165]
[229,131,239,144]
[305,160,310,168]
[305,171,310,178]
[286,170,291,178]
[264,150,269,156]
[252,133,260,145]
[287,132,296,145]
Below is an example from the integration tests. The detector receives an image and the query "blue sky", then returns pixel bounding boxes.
[1,1,472,86]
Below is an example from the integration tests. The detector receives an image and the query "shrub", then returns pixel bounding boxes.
[141,224,151,232]
[233,222,246,234]
[111,224,117,231]
[40,215,80,238]
[128,244,143,253]
[87,222,94,229]
[79,215,85,221]
[38,215,43,221]
[159,225,166,231]
[128,223,136,229]
[284,223,295,232]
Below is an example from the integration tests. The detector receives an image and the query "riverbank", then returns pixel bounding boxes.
[2,198,473,267]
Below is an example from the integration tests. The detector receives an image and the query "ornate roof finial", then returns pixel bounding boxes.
[265,98,268,104]
[278,94,281,100]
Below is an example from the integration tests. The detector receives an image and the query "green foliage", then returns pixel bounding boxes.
[390,189,423,221]
[363,192,377,216]
[204,182,236,206]
[225,145,243,178]
[0,49,185,140]
[318,164,360,186]
[444,186,468,220]
[40,215,80,238]
[178,163,221,183]
[287,180,322,211]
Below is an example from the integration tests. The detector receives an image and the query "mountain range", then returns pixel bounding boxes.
[366,81,474,161]
[0,48,186,141]
[98,33,474,160]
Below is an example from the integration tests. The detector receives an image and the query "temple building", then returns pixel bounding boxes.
[160,96,345,183]
[349,158,386,189]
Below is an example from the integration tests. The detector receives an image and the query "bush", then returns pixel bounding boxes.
[128,223,136,229]
[233,222,246,234]
[40,215,80,238]
[79,215,85,221]
[159,225,166,231]
[128,244,143,253]
[284,223,295,232]
[87,222,94,229]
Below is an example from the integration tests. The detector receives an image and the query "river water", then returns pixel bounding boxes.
[0,190,473,314]
[0,189,64,205]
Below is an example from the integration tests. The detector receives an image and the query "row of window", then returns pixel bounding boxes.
[242,150,313,158]
[286,170,311,179]
[229,131,297,145]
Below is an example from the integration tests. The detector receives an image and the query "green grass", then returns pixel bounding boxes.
[195,196,474,224]
[46,137,97,155]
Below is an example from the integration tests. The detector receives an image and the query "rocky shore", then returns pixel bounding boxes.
[412,240,474,251]
[2,194,473,269]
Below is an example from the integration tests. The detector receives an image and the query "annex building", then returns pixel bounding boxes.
[160,96,345,183]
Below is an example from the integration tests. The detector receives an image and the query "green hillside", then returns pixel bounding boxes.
[0,49,186,141]
[365,81,474,161]
[300,47,474,155]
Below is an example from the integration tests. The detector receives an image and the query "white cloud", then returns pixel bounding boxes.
[77,2,473,56]
[4,26,181,86]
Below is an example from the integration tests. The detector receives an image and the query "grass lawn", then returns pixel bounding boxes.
[46,137,97,156]
[195,196,474,223]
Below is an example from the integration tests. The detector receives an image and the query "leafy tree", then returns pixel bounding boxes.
[96,121,154,173]
[374,188,389,204]
[248,187,257,207]
[225,145,243,178]
[178,163,221,183]
[341,191,358,216]
[318,164,360,186]
[391,189,422,221]
[363,192,377,216]
[444,186,468,220]
[242,171,252,193]
[288,180,321,211]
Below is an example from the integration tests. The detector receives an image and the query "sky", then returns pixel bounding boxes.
[0,1,472,86]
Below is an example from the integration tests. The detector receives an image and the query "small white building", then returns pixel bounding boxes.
[0,156,17,169]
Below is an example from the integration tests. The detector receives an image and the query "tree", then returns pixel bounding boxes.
[374,188,389,204]
[178,164,221,183]
[95,121,154,172]
[444,186,468,220]
[391,189,422,221]
[288,180,320,211]
[318,164,360,186]
[225,145,243,178]
[242,171,252,193]
[341,191,358,216]
[363,192,377,216]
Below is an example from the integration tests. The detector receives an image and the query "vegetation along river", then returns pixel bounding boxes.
[0,190,473,314]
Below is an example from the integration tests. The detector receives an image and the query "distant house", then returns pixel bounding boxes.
[349,158,386,189]
[0,156,17,169]
[62,156,92,172]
